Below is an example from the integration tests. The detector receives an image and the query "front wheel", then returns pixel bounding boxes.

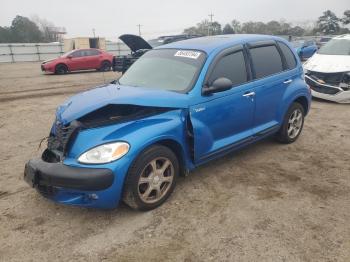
[55,64,68,75]
[276,102,305,144]
[123,145,179,211]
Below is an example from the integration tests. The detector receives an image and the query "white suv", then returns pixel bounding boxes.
[304,34,350,103]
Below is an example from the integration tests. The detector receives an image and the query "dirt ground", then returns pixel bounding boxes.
[0,62,349,262]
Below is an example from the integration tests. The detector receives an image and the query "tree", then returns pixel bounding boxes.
[183,19,220,36]
[31,15,57,42]
[289,26,305,37]
[183,26,198,35]
[231,19,241,33]
[342,10,350,25]
[316,10,340,34]
[10,15,43,42]
[211,21,222,35]
[223,24,235,34]
[0,27,12,43]
[266,21,281,35]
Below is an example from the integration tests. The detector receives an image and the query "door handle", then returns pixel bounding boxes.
[283,79,293,84]
[243,91,255,97]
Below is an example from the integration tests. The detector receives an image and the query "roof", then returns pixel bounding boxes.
[157,34,288,54]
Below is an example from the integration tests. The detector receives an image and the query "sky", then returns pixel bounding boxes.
[0,0,349,41]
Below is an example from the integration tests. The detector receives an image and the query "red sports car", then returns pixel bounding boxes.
[41,48,114,74]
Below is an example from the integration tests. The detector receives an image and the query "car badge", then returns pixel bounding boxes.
[317,79,325,84]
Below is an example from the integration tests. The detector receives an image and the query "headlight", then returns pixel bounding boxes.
[78,142,130,164]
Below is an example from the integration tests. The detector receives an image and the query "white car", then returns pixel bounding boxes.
[304,34,350,103]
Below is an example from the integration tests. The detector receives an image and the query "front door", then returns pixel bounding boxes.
[68,50,89,71]
[190,49,255,164]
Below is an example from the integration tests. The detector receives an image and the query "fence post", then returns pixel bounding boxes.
[9,44,14,63]
[36,44,40,61]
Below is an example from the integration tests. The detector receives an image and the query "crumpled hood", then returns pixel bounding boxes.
[56,84,190,124]
[304,53,350,73]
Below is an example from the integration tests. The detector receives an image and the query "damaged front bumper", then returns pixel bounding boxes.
[305,74,350,103]
[24,158,117,208]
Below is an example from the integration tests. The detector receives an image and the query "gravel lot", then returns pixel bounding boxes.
[0,62,349,262]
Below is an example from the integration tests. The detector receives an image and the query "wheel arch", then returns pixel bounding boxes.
[156,139,188,177]
[55,63,68,71]
[293,95,309,115]
[131,137,189,177]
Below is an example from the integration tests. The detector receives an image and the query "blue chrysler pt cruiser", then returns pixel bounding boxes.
[24,35,311,210]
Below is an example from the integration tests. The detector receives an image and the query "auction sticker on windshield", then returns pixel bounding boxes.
[174,50,201,59]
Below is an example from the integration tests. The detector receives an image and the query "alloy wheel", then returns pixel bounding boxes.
[137,157,174,204]
[287,108,303,139]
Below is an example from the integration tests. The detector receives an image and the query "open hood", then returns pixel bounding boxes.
[119,34,153,53]
[56,84,189,124]
[304,53,350,73]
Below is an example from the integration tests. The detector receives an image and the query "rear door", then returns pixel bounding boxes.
[190,47,256,163]
[247,41,297,135]
[85,49,101,69]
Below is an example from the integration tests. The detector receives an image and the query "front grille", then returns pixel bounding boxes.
[47,120,81,156]
[307,71,344,86]
[306,77,340,95]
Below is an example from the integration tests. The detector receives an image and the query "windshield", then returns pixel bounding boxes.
[61,50,75,57]
[119,49,206,92]
[318,39,350,55]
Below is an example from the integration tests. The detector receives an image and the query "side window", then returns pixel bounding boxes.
[277,42,297,70]
[87,50,100,56]
[71,50,82,58]
[209,51,248,86]
[81,50,89,57]
[250,45,283,79]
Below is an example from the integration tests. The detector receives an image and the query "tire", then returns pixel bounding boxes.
[99,61,111,72]
[55,64,68,75]
[123,145,179,211]
[276,102,305,144]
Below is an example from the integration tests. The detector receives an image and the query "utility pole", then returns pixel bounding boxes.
[208,13,214,36]
[92,28,96,38]
[137,24,142,36]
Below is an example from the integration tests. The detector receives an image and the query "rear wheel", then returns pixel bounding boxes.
[123,145,179,211]
[99,61,111,72]
[55,64,68,75]
[276,102,305,144]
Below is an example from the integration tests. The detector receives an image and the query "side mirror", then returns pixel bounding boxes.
[67,55,73,59]
[202,77,233,95]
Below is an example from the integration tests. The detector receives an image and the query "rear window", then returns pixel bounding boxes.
[277,42,297,69]
[250,45,283,78]
[209,51,247,86]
